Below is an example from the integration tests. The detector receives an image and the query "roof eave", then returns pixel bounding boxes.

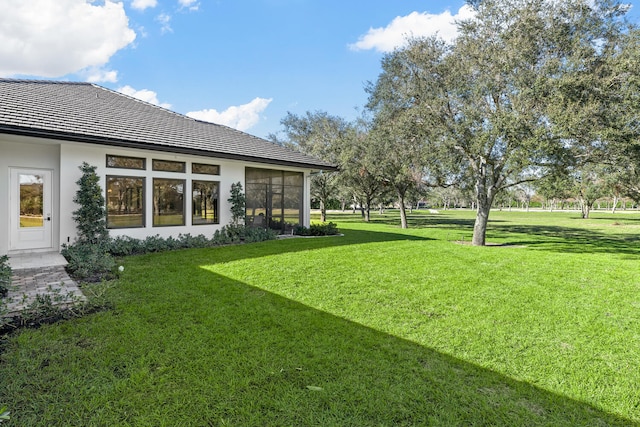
[0,125,339,171]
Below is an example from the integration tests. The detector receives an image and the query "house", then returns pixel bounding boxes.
[0,79,335,256]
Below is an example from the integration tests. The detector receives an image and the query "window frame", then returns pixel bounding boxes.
[152,177,186,227]
[106,175,146,229]
[192,180,220,225]
[106,154,146,170]
[192,163,220,176]
[152,159,186,173]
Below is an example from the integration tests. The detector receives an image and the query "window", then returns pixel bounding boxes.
[152,159,185,173]
[192,163,220,175]
[106,155,145,170]
[153,178,185,226]
[192,180,219,225]
[245,168,303,232]
[106,176,145,228]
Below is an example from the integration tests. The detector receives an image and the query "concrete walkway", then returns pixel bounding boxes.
[3,252,85,317]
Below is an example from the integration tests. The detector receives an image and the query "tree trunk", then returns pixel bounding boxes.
[472,175,498,246]
[612,196,618,214]
[580,198,591,219]
[472,201,491,246]
[398,194,408,229]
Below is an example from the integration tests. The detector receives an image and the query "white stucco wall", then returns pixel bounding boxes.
[58,142,251,245]
[0,135,61,255]
[2,134,312,256]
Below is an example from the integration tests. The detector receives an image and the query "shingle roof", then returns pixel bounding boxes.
[0,79,336,170]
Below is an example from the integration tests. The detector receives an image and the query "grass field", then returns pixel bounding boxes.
[2,209,640,426]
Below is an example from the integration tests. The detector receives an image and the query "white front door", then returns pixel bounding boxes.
[9,168,53,251]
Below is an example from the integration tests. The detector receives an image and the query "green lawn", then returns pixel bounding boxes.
[2,209,640,426]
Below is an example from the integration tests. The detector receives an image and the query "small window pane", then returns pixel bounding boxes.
[153,178,185,226]
[152,159,185,173]
[107,155,145,170]
[192,163,220,175]
[192,180,219,225]
[107,176,145,228]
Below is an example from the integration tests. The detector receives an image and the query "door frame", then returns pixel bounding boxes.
[9,167,54,251]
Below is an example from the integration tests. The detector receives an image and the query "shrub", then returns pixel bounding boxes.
[244,227,279,243]
[0,255,11,298]
[72,163,109,245]
[63,163,113,281]
[61,243,116,281]
[294,222,340,236]
[228,182,246,226]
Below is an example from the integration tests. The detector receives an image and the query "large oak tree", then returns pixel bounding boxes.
[367,0,632,245]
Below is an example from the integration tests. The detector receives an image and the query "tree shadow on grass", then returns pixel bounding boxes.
[485,223,640,258]
[186,272,640,425]
[22,264,631,425]
[352,210,640,258]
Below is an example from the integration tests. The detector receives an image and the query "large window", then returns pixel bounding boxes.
[245,168,303,232]
[106,176,145,228]
[153,178,185,226]
[192,180,219,225]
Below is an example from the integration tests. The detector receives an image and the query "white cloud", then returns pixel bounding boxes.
[117,85,172,109]
[178,0,199,11]
[84,68,118,83]
[186,98,273,132]
[156,13,173,33]
[131,0,157,11]
[0,0,136,78]
[349,5,475,53]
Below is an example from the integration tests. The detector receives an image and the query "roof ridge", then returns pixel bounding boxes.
[0,77,90,86]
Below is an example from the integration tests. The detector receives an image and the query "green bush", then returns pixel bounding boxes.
[228,182,246,226]
[107,228,276,258]
[72,163,109,245]
[294,222,340,236]
[0,255,11,298]
[244,227,279,243]
[63,163,112,281]
[61,243,115,281]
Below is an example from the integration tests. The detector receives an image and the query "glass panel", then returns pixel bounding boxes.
[284,185,303,226]
[245,168,304,232]
[106,155,145,169]
[192,180,219,225]
[245,183,268,227]
[153,159,185,173]
[106,176,145,228]
[192,163,220,175]
[153,178,185,226]
[19,174,44,228]
[284,171,303,186]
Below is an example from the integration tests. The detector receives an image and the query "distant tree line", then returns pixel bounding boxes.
[271,0,640,246]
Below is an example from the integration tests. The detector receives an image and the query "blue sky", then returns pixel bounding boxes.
[1,1,638,140]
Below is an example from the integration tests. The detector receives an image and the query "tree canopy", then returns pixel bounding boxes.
[365,0,637,244]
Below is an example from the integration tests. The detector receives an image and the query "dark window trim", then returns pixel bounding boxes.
[192,179,220,225]
[152,159,186,173]
[106,175,146,229]
[192,162,221,176]
[106,154,146,170]
[152,177,186,227]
